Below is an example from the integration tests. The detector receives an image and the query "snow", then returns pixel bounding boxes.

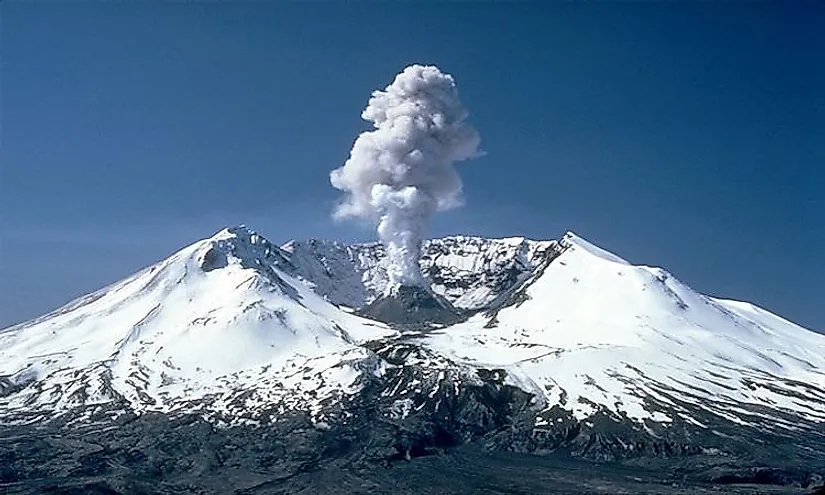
[562,231,629,265]
[420,232,825,425]
[0,226,392,418]
[2,226,824,432]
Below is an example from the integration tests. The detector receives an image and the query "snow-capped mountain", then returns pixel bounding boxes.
[286,231,825,452]
[0,227,392,424]
[422,233,825,427]
[2,226,825,467]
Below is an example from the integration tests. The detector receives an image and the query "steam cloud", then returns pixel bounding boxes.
[330,65,481,287]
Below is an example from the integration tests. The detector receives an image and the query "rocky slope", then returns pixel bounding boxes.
[280,234,556,311]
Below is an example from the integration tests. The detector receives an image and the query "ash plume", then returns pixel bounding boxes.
[330,64,481,287]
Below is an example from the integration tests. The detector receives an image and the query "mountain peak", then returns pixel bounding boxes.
[198,225,286,273]
[561,230,629,265]
[207,225,271,248]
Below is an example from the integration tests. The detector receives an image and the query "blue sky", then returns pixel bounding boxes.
[1,3,823,331]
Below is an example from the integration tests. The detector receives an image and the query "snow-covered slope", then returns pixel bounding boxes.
[0,227,392,423]
[420,232,825,430]
[2,226,824,459]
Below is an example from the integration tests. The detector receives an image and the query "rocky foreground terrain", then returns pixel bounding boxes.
[1,401,822,494]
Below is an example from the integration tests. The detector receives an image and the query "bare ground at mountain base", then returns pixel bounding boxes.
[0,414,820,495]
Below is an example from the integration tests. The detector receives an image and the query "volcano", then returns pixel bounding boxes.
[2,227,825,493]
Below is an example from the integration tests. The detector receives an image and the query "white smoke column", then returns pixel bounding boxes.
[330,65,481,288]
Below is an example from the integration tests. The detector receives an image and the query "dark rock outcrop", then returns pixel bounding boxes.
[359,285,464,326]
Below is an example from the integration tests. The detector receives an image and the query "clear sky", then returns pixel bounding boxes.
[1,3,823,331]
